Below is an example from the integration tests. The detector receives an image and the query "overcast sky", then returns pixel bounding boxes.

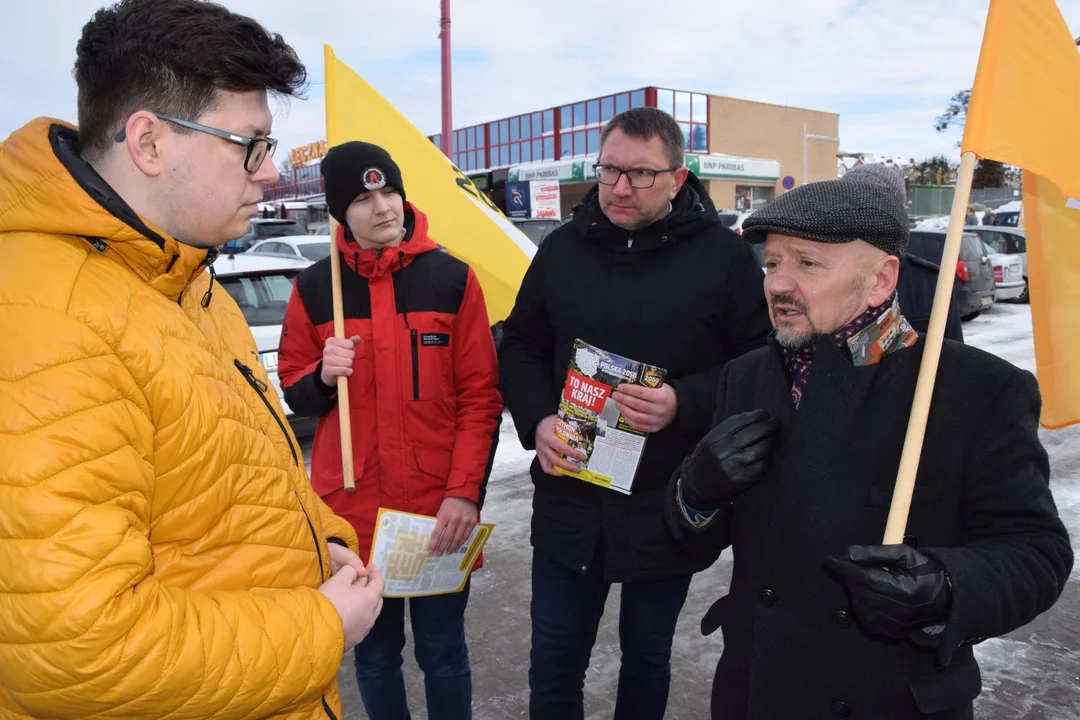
[3,0,1078,165]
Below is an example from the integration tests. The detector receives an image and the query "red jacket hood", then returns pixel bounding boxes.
[336,203,439,278]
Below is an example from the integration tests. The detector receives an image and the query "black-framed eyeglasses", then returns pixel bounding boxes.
[594,163,680,189]
[115,112,277,174]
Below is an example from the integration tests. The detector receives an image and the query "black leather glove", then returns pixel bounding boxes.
[825,544,952,641]
[680,409,780,511]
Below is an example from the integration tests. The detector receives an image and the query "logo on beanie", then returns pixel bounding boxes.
[362,167,387,191]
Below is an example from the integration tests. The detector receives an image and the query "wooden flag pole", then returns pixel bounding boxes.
[882,151,977,544]
[328,217,356,493]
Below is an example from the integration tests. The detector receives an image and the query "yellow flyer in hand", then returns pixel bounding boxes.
[368,508,493,598]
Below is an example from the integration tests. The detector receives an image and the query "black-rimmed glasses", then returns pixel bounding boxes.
[594,163,680,189]
[115,112,277,174]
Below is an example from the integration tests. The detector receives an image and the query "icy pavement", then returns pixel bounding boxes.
[328,300,1080,719]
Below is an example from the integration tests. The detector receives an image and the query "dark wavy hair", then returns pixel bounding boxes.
[74,0,307,162]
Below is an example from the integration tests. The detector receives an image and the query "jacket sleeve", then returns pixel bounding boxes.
[445,268,503,503]
[923,370,1072,665]
[315,492,361,553]
[664,362,735,553]
[497,241,559,450]
[670,237,771,436]
[279,281,337,418]
[0,313,344,720]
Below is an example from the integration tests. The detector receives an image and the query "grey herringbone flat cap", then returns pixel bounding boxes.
[742,164,909,257]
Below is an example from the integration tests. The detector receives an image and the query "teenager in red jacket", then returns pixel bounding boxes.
[278,141,502,720]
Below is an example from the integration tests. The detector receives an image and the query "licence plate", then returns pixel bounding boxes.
[981,296,994,307]
[260,351,279,370]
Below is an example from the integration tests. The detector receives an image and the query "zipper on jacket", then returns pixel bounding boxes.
[296,489,325,583]
[410,329,420,400]
[233,359,299,466]
[321,697,339,720]
[234,359,327,590]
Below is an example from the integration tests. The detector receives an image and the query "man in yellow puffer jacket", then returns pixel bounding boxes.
[0,1,385,718]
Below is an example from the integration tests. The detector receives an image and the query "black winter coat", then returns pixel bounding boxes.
[668,336,1072,719]
[499,173,772,582]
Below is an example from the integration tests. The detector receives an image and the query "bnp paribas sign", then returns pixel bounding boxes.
[685,154,780,181]
[509,160,587,184]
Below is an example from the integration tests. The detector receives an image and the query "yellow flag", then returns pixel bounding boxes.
[1022,173,1080,429]
[324,45,535,325]
[961,0,1080,429]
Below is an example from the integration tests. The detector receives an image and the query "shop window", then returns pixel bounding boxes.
[615,93,629,114]
[560,131,573,156]
[533,139,543,159]
[587,128,600,155]
[511,144,520,164]
[736,185,775,211]
[532,113,542,136]
[544,136,555,159]
[432,135,441,151]
[692,125,708,153]
[601,96,614,123]
[560,105,572,129]
[692,93,708,123]
[675,91,691,121]
[521,142,531,163]
[489,122,499,145]
[587,100,599,125]
[500,120,509,142]
[509,118,519,142]
[573,102,586,128]
[631,90,645,108]
[544,109,555,134]
[575,130,586,156]
[657,88,674,116]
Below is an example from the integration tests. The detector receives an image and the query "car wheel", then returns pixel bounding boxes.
[961,310,981,321]
[1016,278,1029,304]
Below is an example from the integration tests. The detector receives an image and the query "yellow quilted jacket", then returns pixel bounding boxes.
[0,118,359,720]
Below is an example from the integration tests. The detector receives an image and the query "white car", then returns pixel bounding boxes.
[248,235,332,264]
[980,240,1026,302]
[213,253,314,437]
[968,226,1028,303]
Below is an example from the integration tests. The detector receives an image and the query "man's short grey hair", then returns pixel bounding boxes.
[599,106,684,168]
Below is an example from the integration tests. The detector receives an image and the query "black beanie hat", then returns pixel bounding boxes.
[320,141,406,224]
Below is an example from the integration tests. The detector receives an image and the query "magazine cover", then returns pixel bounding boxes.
[553,339,667,494]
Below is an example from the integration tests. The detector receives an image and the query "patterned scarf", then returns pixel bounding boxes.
[781,292,918,408]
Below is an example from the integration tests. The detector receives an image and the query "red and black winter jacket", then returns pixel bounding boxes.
[278,204,502,562]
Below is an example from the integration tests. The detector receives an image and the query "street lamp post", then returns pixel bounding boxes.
[439,0,452,161]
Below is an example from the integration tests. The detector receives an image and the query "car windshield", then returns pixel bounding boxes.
[219,272,297,326]
[299,243,332,262]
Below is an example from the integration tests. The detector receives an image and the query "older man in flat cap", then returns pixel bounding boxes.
[665,170,1072,719]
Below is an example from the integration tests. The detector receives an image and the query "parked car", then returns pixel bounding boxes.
[718,210,755,235]
[308,222,331,236]
[906,230,996,320]
[249,236,331,264]
[511,217,563,246]
[967,226,1028,302]
[979,240,1025,302]
[213,253,315,437]
[990,210,1021,227]
[223,218,305,254]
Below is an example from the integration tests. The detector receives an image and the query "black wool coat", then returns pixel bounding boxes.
[668,336,1072,719]
[499,173,773,582]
